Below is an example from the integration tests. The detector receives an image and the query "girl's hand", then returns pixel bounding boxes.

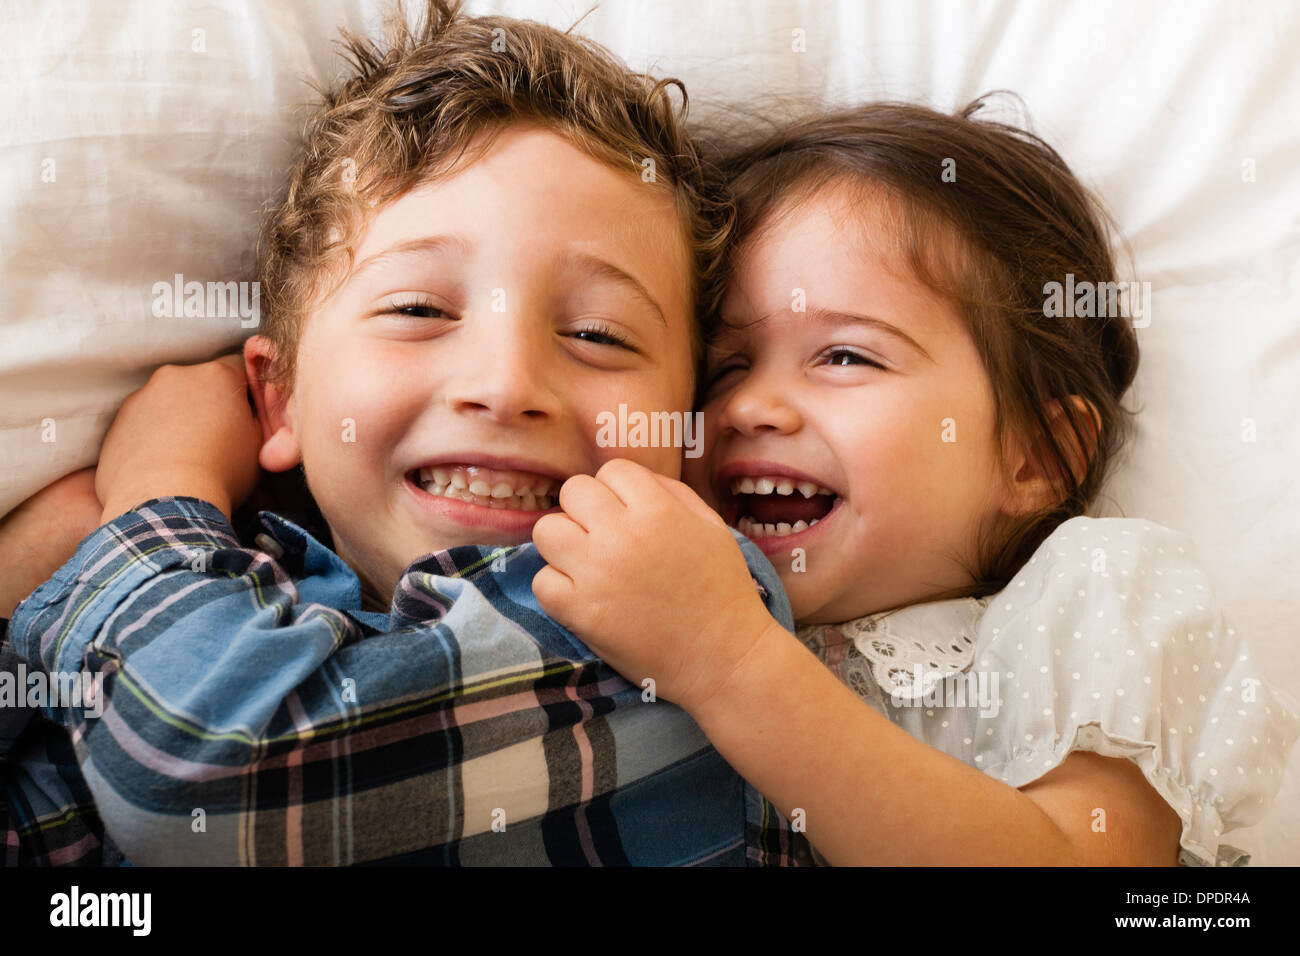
[531,458,779,713]
[0,466,104,618]
[96,354,263,523]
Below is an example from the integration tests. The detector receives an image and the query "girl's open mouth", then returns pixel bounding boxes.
[717,468,844,555]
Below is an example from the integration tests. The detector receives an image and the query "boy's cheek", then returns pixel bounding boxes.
[596,447,682,483]
[681,454,715,507]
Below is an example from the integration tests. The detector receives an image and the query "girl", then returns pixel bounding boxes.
[531,98,1300,865]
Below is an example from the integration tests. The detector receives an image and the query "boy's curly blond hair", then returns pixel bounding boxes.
[257,0,730,392]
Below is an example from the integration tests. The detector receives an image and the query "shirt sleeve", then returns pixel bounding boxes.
[7,496,796,866]
[0,618,36,762]
[966,517,1300,866]
[6,497,433,863]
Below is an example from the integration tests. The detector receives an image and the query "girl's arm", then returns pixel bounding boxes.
[690,615,1181,865]
[533,458,1182,865]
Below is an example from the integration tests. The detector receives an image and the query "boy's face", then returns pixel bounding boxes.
[684,183,1018,625]
[249,125,695,606]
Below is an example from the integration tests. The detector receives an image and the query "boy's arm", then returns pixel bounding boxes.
[0,466,103,618]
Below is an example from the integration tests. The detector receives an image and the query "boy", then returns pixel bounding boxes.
[1,0,799,865]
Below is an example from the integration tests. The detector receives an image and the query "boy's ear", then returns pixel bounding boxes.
[1000,396,1101,518]
[243,335,302,473]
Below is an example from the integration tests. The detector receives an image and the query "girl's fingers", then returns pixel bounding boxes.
[591,458,670,510]
[531,563,576,623]
[644,469,730,529]
[556,472,625,532]
[595,459,727,530]
[531,511,588,575]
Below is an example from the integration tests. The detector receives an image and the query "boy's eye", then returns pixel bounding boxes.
[568,322,636,352]
[822,347,885,370]
[386,300,448,320]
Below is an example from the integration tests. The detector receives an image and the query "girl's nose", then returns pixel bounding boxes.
[715,371,802,438]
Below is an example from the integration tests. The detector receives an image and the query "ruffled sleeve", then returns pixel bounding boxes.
[958,516,1300,866]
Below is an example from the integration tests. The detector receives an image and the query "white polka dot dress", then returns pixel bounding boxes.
[795,516,1300,866]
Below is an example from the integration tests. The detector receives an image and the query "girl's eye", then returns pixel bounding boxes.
[705,360,746,387]
[569,323,635,351]
[822,348,885,370]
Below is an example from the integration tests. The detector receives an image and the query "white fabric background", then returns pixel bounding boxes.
[2,0,1297,863]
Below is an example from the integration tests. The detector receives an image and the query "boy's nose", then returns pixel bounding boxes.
[443,336,560,423]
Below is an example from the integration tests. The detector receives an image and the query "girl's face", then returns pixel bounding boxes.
[685,183,1021,625]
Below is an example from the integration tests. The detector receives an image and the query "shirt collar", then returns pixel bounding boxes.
[799,596,990,700]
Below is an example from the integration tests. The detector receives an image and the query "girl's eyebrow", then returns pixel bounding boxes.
[349,235,470,282]
[811,307,934,362]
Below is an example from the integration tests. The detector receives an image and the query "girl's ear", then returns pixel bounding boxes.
[243,335,302,473]
[1000,396,1100,518]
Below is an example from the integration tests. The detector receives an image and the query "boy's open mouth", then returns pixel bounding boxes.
[406,464,560,511]
[719,469,841,540]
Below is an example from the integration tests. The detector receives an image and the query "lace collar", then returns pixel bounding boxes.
[797,596,990,701]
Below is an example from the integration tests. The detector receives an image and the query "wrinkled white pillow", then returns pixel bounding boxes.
[2,0,1298,863]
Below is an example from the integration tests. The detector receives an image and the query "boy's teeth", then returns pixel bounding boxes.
[729,475,837,497]
[414,464,558,510]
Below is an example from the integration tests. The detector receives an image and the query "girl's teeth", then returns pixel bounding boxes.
[491,482,514,499]
[729,475,838,497]
[735,515,820,538]
[469,479,492,496]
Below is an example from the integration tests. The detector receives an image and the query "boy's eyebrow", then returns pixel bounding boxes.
[347,240,667,328]
[812,307,934,362]
[349,236,470,281]
[566,251,666,328]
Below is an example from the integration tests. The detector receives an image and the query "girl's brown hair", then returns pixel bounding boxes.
[717,96,1140,594]
[257,0,730,392]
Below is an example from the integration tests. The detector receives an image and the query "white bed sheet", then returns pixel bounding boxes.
[2,0,1297,862]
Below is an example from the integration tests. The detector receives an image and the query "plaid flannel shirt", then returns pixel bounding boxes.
[3,496,813,865]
